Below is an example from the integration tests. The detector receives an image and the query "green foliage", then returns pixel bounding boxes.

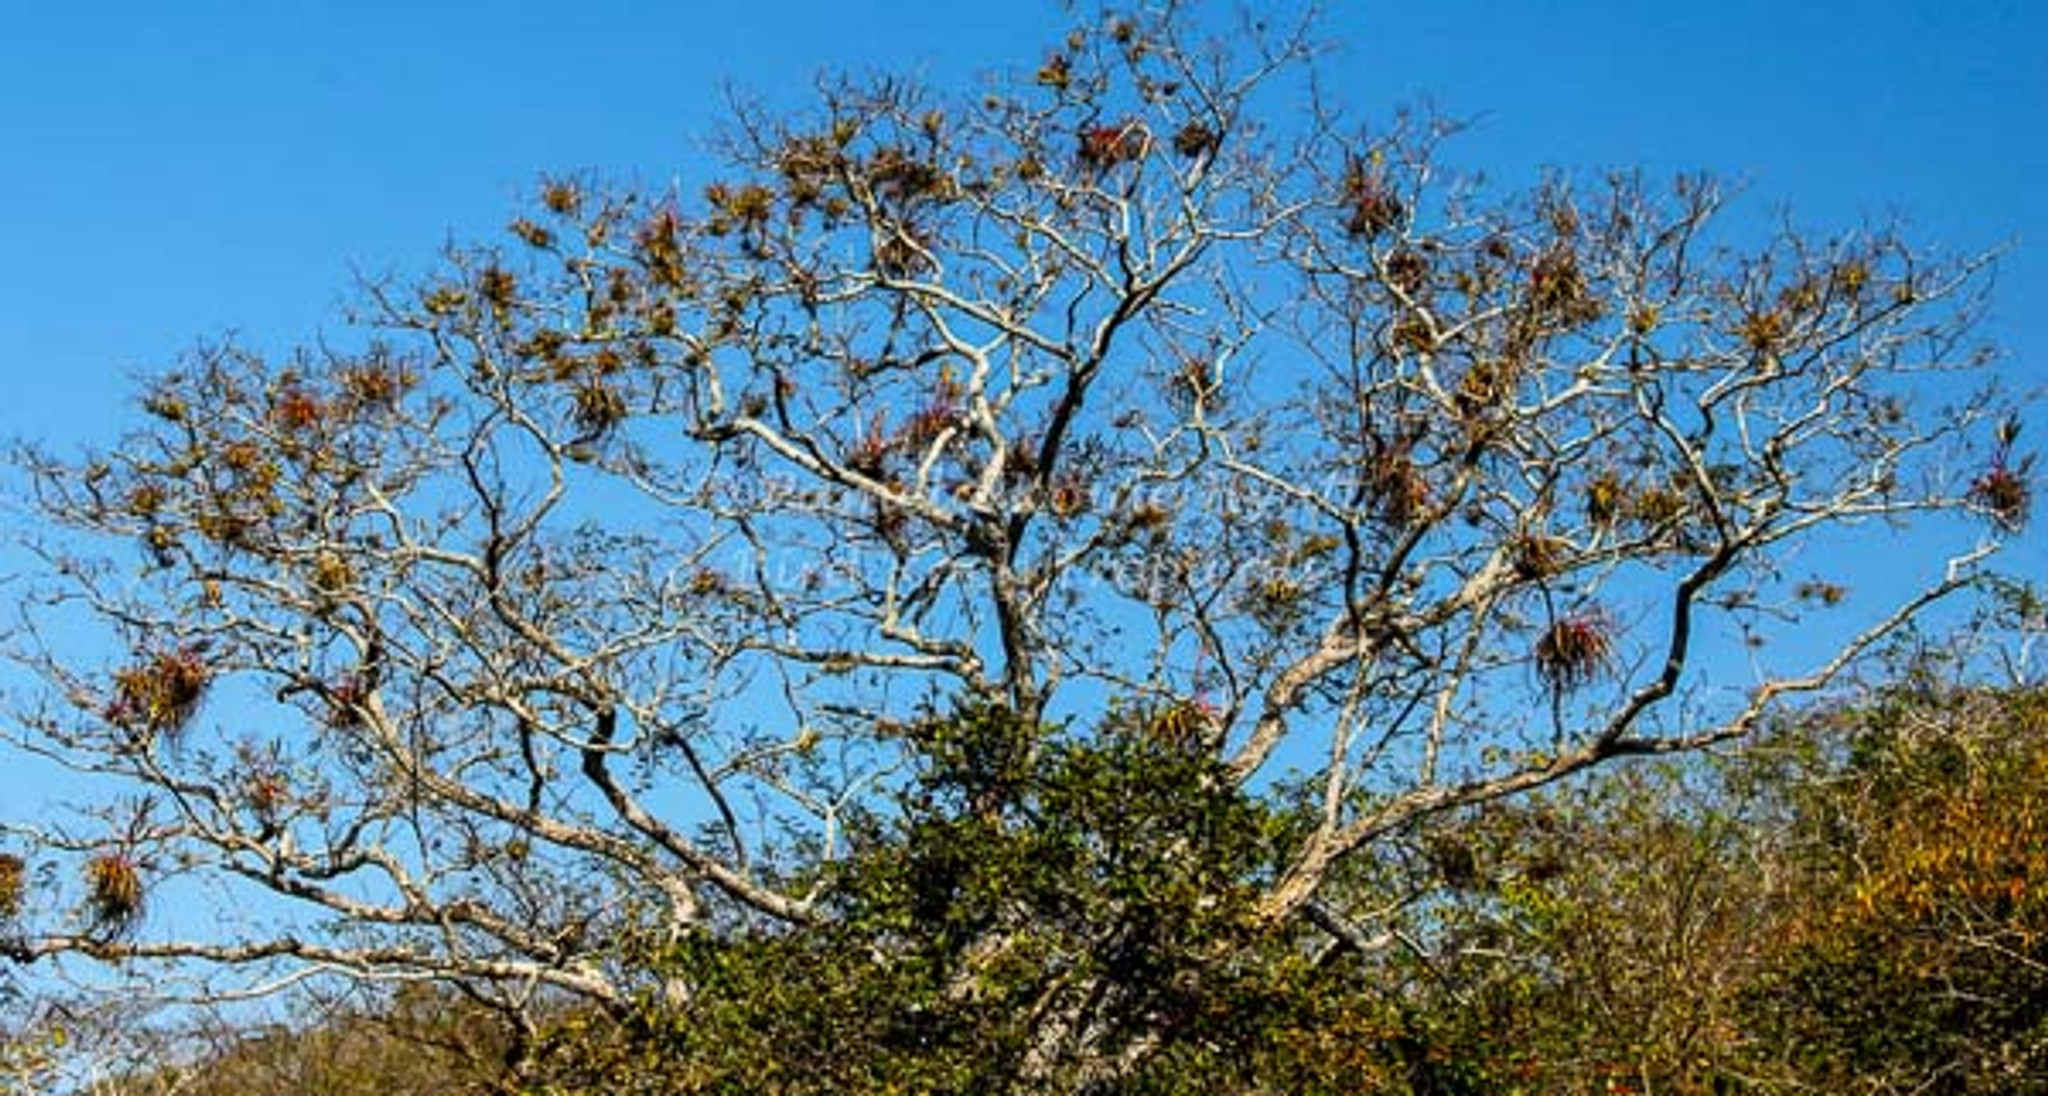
[1738,688,2048,1093]
[519,700,1339,1094]
[67,682,2048,1095]
[112,987,512,1096]
[1349,766,1768,1094]
[1369,685,2048,1094]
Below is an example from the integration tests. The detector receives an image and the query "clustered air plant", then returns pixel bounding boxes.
[244,769,290,824]
[846,412,894,480]
[1584,470,1626,529]
[1077,120,1150,169]
[1342,157,1404,241]
[1795,579,1849,607]
[900,372,962,448]
[83,853,145,933]
[873,224,936,277]
[634,204,687,287]
[1047,476,1093,519]
[1244,573,1308,633]
[703,181,776,239]
[508,216,555,249]
[477,264,519,321]
[1454,357,1525,436]
[1034,50,1072,91]
[1144,698,1218,751]
[269,383,325,433]
[1364,436,1430,527]
[1527,244,1600,327]
[1123,499,1173,538]
[1169,354,1222,412]
[1535,610,1615,693]
[571,377,629,439]
[308,550,355,596]
[1171,119,1218,159]
[0,851,24,920]
[869,145,952,205]
[1630,481,1690,529]
[325,674,371,730]
[105,645,212,741]
[1509,531,1570,583]
[1384,248,1428,295]
[1969,416,2033,532]
[231,740,293,827]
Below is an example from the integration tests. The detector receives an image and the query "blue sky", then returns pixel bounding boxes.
[0,2,2042,820]
[5,2,2039,626]
[1,2,2041,442]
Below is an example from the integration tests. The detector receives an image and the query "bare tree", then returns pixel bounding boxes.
[0,4,2021,1085]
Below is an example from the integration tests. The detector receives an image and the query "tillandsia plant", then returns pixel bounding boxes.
[0,853,23,922]
[1535,610,1616,695]
[103,646,211,744]
[1969,415,2034,532]
[82,854,144,935]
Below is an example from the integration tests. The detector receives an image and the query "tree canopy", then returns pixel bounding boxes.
[0,4,2027,1091]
